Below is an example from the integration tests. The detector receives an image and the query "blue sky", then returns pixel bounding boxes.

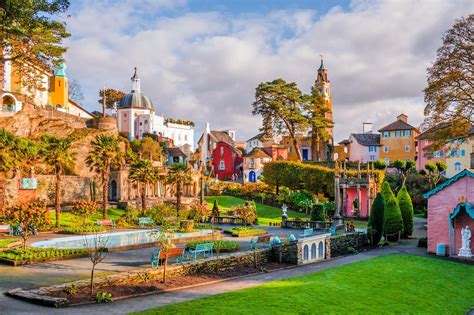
[63,0,473,142]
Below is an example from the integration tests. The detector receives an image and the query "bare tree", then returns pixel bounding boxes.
[84,233,109,295]
[69,78,85,104]
[150,223,174,284]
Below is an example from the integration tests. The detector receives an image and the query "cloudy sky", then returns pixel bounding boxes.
[64,0,473,143]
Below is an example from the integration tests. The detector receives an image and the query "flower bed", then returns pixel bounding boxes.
[59,225,106,235]
[224,227,267,237]
[0,238,21,249]
[0,247,89,266]
[186,240,240,253]
[194,224,222,231]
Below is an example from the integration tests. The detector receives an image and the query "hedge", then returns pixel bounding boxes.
[367,193,385,246]
[263,161,385,196]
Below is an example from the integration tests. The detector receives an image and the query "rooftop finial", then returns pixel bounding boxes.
[131,67,139,80]
[131,67,140,92]
[318,54,325,70]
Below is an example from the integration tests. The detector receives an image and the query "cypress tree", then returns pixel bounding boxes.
[381,181,395,203]
[384,197,404,241]
[368,193,385,246]
[397,185,414,238]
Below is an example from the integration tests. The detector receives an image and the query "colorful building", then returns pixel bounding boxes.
[116,68,194,152]
[445,129,474,178]
[347,132,380,163]
[245,133,274,154]
[423,169,474,257]
[212,141,243,181]
[1,61,93,119]
[415,131,446,171]
[243,147,272,183]
[197,123,236,172]
[378,114,419,164]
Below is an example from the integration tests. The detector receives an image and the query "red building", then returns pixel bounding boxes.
[212,141,243,180]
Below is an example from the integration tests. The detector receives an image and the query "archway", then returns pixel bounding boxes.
[249,171,256,183]
[311,243,317,260]
[303,244,309,261]
[2,94,16,111]
[319,241,324,258]
[110,180,117,201]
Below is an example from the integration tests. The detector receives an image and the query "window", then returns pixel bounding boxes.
[124,113,127,117]
[220,147,224,156]
[219,159,225,170]
[454,162,462,171]
[438,150,444,157]
[405,158,411,162]
[144,120,148,124]
[370,155,375,161]
[250,158,255,169]
[384,146,389,153]
[139,122,142,126]
[184,135,188,141]
[384,158,390,164]
[405,145,410,152]
[289,147,292,153]
[382,131,390,138]
[395,131,401,137]
[368,146,376,152]
[461,149,466,157]
[403,130,412,136]
[343,146,348,153]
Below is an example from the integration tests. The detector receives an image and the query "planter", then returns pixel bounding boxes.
[0,253,89,266]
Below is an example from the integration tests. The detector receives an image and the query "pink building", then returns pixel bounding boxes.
[416,132,446,171]
[424,169,474,257]
[347,133,381,163]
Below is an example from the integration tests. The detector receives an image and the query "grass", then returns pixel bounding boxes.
[49,208,125,227]
[205,196,310,226]
[0,247,88,262]
[133,254,474,315]
[224,226,267,237]
[186,240,240,253]
[0,238,20,248]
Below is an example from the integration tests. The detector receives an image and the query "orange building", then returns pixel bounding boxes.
[378,114,419,164]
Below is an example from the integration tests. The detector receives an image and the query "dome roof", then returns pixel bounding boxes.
[118,91,154,110]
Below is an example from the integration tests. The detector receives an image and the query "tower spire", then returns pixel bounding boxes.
[318,54,325,70]
[131,67,140,93]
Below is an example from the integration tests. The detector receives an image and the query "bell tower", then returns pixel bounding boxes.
[315,56,334,159]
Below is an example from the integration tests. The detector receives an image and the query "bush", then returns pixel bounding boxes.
[418,237,427,248]
[232,202,257,225]
[224,226,267,237]
[71,200,99,226]
[95,292,113,303]
[0,247,88,262]
[381,181,395,204]
[384,197,404,241]
[311,204,326,221]
[179,220,195,233]
[397,186,414,238]
[194,223,221,230]
[186,240,240,253]
[61,225,106,234]
[0,238,19,248]
[125,207,140,225]
[146,203,176,226]
[368,193,385,246]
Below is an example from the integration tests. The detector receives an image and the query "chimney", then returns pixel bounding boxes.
[363,122,373,133]
[397,113,408,123]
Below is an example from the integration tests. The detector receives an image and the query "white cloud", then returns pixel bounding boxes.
[64,0,474,143]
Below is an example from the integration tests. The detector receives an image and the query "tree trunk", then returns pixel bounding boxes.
[55,170,61,227]
[176,181,181,217]
[102,163,110,219]
[162,254,168,283]
[90,265,95,295]
[292,137,302,161]
[141,184,146,215]
[311,126,318,161]
[199,175,204,205]
[0,48,4,108]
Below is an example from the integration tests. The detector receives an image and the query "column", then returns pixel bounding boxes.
[356,184,361,217]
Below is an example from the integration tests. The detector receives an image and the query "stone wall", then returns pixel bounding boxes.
[329,232,368,257]
[271,241,299,264]
[272,234,330,265]
[3,175,102,207]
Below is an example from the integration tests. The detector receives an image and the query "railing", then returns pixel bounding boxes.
[282,219,332,230]
[209,216,245,225]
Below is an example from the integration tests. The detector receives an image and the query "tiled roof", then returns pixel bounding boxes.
[338,139,350,145]
[378,119,416,132]
[166,147,186,157]
[351,133,381,146]
[244,147,272,158]
[423,169,474,199]
[210,131,234,144]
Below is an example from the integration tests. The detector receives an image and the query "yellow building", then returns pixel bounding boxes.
[445,128,474,178]
[378,114,419,164]
[1,60,92,118]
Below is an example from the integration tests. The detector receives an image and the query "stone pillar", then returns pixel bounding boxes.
[342,186,347,216]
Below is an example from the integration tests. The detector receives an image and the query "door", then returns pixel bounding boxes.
[110,180,117,201]
[249,171,256,183]
[302,149,309,161]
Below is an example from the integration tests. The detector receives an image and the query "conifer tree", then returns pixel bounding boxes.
[397,186,414,238]
[384,197,404,241]
[368,193,385,246]
[381,181,395,203]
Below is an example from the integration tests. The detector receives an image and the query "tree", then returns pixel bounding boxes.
[69,78,84,104]
[252,79,308,161]
[381,181,396,204]
[425,160,447,188]
[98,88,126,113]
[0,129,20,176]
[84,232,109,295]
[397,186,414,238]
[392,159,416,186]
[422,14,473,149]
[0,0,70,103]
[15,137,44,176]
[128,159,159,214]
[134,137,163,162]
[166,163,192,215]
[86,135,124,219]
[41,135,76,227]
[150,222,174,284]
[72,200,99,226]
[367,193,385,246]
[4,200,48,248]
[384,197,404,242]
[190,200,210,223]
[304,86,333,161]
[232,202,257,225]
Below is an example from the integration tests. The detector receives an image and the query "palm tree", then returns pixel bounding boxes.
[166,163,192,215]
[129,159,159,214]
[41,135,76,227]
[86,135,124,219]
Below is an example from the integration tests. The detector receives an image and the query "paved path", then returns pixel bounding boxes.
[0,219,428,315]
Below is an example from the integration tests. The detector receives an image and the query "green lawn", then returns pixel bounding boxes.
[133,255,474,315]
[49,208,125,227]
[205,196,310,226]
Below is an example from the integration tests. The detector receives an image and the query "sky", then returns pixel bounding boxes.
[63,0,473,143]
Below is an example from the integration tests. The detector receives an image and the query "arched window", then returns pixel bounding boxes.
[219,159,225,170]
[311,243,317,259]
[319,241,324,258]
[303,245,309,261]
[454,162,462,171]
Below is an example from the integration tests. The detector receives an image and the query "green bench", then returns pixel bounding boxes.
[187,243,213,260]
[299,228,313,238]
[138,217,154,227]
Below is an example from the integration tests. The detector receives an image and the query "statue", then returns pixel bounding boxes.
[282,204,288,219]
[458,225,472,257]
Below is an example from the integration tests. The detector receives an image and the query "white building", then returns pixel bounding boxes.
[117,68,194,152]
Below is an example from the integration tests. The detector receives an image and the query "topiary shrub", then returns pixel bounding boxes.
[368,192,385,246]
[384,197,403,241]
[311,204,326,221]
[397,185,414,238]
[381,181,396,204]
[417,237,427,248]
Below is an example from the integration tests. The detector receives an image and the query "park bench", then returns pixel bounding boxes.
[329,226,337,236]
[96,219,116,229]
[299,228,313,238]
[151,247,185,268]
[138,217,154,227]
[250,234,272,249]
[0,224,12,235]
[187,243,213,260]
